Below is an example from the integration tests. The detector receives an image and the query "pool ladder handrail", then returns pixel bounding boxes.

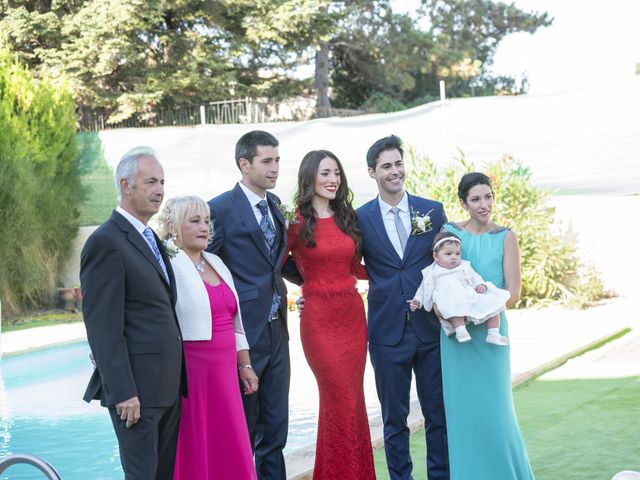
[0,453,62,479]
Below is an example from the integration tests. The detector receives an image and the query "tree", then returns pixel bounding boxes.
[219,0,394,115]
[331,0,552,108]
[422,0,552,97]
[331,10,434,108]
[0,1,293,122]
[0,0,552,120]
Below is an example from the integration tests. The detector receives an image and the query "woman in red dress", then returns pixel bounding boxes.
[285,150,376,479]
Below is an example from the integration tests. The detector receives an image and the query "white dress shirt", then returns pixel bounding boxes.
[378,192,411,259]
[238,181,275,226]
[116,205,158,255]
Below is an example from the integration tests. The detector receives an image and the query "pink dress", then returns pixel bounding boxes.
[174,278,257,480]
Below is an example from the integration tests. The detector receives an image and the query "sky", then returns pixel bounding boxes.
[393,0,640,93]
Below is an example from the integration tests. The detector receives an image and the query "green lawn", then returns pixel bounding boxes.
[2,311,82,332]
[374,376,640,479]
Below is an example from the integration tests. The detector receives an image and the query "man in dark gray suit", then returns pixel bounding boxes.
[81,147,187,480]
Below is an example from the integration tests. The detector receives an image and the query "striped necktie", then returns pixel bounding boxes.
[143,226,170,283]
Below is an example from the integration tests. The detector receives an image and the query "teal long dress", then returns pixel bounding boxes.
[441,222,535,480]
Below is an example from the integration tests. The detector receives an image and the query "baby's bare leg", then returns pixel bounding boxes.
[450,316,465,328]
[486,314,500,329]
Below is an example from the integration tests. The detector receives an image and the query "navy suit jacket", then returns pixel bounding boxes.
[207,184,289,348]
[357,194,447,346]
[81,211,187,407]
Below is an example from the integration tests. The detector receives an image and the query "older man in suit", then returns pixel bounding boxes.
[81,147,187,480]
[357,135,450,480]
[207,130,299,480]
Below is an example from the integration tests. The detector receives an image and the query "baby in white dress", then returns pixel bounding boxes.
[409,231,510,346]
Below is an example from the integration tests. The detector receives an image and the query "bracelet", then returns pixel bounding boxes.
[238,364,252,370]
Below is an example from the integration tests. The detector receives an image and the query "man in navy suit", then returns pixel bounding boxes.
[207,131,296,480]
[357,135,450,480]
[81,147,187,479]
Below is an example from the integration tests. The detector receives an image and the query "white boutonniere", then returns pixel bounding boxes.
[410,207,433,235]
[163,235,181,258]
[278,204,299,228]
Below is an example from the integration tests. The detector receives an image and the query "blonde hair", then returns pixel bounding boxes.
[157,196,212,245]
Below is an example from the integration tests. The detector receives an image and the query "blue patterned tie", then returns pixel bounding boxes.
[257,200,280,320]
[257,200,276,249]
[143,226,169,283]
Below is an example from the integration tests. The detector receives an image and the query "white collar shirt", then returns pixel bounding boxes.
[378,192,411,258]
[238,181,275,226]
[116,205,159,254]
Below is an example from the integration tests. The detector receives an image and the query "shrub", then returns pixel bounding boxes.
[404,147,608,308]
[0,47,79,317]
[361,92,406,113]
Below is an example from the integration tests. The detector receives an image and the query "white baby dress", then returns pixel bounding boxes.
[413,260,511,336]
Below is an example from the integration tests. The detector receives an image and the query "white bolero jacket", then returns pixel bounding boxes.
[171,250,249,351]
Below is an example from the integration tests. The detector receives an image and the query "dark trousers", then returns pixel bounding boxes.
[369,320,449,480]
[242,315,291,480]
[108,396,182,480]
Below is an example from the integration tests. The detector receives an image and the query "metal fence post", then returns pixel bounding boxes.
[200,105,206,126]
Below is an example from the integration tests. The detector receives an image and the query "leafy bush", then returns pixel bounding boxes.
[0,47,79,317]
[404,147,608,308]
[361,92,406,113]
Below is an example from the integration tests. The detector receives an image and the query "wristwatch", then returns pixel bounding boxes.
[238,364,252,370]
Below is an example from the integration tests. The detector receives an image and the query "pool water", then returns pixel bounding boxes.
[0,342,121,479]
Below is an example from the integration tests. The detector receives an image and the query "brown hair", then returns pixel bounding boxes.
[432,231,461,254]
[294,150,362,254]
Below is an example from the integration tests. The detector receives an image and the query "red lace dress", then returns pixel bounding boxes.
[286,216,376,480]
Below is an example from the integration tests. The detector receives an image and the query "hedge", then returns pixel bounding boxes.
[0,47,79,316]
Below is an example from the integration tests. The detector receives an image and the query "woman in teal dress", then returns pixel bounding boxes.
[440,172,535,479]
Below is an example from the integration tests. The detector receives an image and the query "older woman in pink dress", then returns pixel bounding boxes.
[159,196,258,480]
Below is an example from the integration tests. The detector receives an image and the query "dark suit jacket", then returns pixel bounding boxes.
[80,210,187,407]
[357,194,447,346]
[207,184,289,348]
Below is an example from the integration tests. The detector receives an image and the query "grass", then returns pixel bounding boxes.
[374,376,640,480]
[2,310,82,332]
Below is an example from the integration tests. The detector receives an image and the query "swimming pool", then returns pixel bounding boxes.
[0,342,121,479]
[0,340,385,479]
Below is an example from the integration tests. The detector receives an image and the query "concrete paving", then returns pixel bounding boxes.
[541,319,640,381]
[1,322,87,356]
